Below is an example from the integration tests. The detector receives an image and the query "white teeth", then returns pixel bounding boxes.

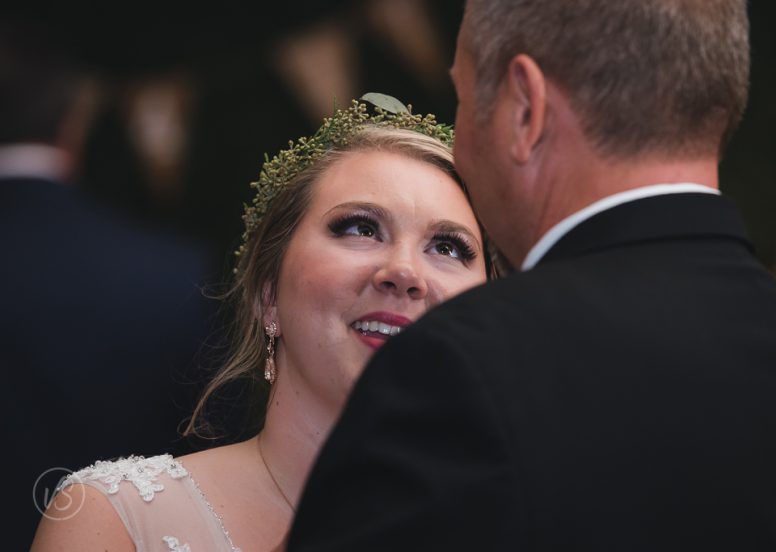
[352,320,405,336]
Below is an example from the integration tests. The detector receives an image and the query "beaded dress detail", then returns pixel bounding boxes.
[59,454,241,551]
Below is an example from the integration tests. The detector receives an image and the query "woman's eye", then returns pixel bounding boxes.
[330,215,380,239]
[344,222,377,237]
[429,233,476,263]
[434,241,459,258]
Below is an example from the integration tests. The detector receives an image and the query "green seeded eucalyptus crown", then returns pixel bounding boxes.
[234,93,455,269]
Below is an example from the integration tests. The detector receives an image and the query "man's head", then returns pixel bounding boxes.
[451,0,750,266]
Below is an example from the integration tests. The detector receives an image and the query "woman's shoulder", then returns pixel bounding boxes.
[32,454,231,551]
[61,453,190,501]
[31,468,137,551]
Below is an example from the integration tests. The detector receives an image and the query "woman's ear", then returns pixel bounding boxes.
[255,284,281,336]
[505,54,546,164]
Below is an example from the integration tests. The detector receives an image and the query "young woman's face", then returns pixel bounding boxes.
[272,150,487,413]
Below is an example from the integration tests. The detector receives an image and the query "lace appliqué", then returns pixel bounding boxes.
[57,454,188,502]
[163,535,192,551]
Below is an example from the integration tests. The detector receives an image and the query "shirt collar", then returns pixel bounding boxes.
[521,183,721,271]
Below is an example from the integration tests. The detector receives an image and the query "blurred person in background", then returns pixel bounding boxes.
[0,22,217,550]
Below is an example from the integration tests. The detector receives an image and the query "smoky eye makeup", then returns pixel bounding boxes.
[431,231,478,262]
[328,212,382,239]
[326,203,390,239]
[324,203,481,265]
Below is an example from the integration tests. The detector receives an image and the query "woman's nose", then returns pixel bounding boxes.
[372,250,428,300]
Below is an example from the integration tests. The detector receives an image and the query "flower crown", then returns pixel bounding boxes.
[234,93,455,270]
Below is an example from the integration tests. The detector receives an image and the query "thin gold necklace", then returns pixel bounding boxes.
[257,436,296,513]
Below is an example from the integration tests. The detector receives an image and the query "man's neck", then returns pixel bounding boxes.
[540,156,719,239]
[513,156,720,265]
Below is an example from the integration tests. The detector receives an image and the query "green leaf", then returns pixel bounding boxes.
[361,92,409,114]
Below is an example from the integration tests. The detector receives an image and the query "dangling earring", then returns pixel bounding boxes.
[264,321,277,384]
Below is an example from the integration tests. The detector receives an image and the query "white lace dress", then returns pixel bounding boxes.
[58,455,241,552]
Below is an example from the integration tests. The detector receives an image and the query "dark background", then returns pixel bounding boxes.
[21,0,771,279]
[719,0,776,269]
[60,1,466,280]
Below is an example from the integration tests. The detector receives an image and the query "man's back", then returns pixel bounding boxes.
[446,194,776,547]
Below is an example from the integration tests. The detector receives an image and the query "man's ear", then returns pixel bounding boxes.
[255,284,281,336]
[505,54,546,164]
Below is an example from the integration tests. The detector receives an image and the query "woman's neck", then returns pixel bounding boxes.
[257,366,340,510]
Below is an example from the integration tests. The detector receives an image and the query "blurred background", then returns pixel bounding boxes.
[5,0,773,277]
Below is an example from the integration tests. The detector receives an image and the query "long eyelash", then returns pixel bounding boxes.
[328,213,380,236]
[435,232,477,261]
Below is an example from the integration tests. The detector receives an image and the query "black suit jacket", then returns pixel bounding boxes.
[1,177,217,548]
[288,193,776,551]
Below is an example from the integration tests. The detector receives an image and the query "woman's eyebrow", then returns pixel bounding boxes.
[323,202,391,220]
[429,220,482,253]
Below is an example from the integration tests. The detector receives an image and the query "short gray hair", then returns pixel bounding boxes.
[463,0,750,159]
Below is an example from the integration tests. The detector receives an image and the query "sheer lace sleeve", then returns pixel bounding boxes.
[59,455,239,551]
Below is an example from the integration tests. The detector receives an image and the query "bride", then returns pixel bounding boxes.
[32,96,493,551]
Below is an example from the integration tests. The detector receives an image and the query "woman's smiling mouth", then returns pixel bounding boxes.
[353,319,404,336]
[351,312,412,348]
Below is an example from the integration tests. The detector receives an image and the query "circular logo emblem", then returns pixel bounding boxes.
[32,467,85,521]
